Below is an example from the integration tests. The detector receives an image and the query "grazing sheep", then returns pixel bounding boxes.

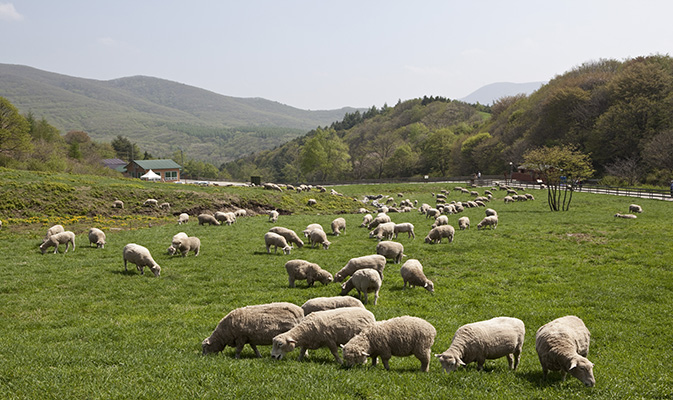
[43,224,65,243]
[525,193,535,200]
[376,241,405,264]
[215,211,236,225]
[335,254,386,282]
[234,208,247,217]
[485,208,498,217]
[357,208,369,214]
[167,232,188,255]
[268,210,280,223]
[122,243,160,277]
[393,222,415,239]
[160,202,171,210]
[308,229,331,249]
[628,204,643,213]
[458,216,470,230]
[435,317,525,373]
[535,315,595,387]
[360,213,373,228]
[300,296,364,316]
[477,215,498,230]
[285,259,333,287]
[177,213,189,225]
[400,259,433,292]
[342,316,436,372]
[614,213,637,219]
[424,225,455,244]
[302,223,324,237]
[112,199,124,209]
[143,198,158,207]
[369,222,395,241]
[367,214,392,230]
[39,231,76,254]
[331,217,346,236]
[202,302,304,358]
[271,307,376,363]
[432,215,449,229]
[269,227,304,248]
[88,227,106,248]
[198,213,221,226]
[340,268,382,305]
[173,235,201,257]
[264,232,292,254]
[503,196,514,204]
[425,208,441,219]
[307,198,317,206]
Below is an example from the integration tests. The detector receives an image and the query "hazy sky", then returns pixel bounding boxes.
[2,1,673,110]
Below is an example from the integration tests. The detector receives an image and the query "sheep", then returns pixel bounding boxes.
[485,208,498,217]
[202,302,304,358]
[308,229,331,249]
[233,208,247,217]
[458,216,470,230]
[112,199,124,209]
[376,241,404,264]
[284,259,333,288]
[264,232,292,254]
[628,204,643,213]
[331,217,346,236]
[400,259,433,292]
[435,317,525,373]
[477,215,498,230]
[88,227,106,248]
[342,316,436,372]
[425,208,441,219]
[172,235,200,257]
[504,196,514,204]
[269,227,304,248]
[367,214,391,230]
[268,210,279,223]
[432,215,449,229]
[424,225,455,244]
[307,198,317,206]
[177,213,189,225]
[369,222,395,241]
[143,198,158,207]
[43,224,64,243]
[160,202,171,210]
[340,268,382,305]
[198,213,221,226]
[167,232,188,255]
[360,213,373,228]
[122,243,161,277]
[525,193,535,200]
[271,307,376,363]
[335,254,386,282]
[39,231,76,254]
[614,213,637,219]
[302,223,324,237]
[215,211,236,225]
[535,315,595,387]
[300,296,365,316]
[393,222,415,239]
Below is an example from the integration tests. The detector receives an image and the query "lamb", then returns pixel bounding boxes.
[88,227,106,248]
[485,208,498,217]
[264,232,292,254]
[432,215,449,228]
[376,241,405,264]
[234,208,247,217]
[360,213,373,228]
[177,213,189,225]
[477,215,498,230]
[172,235,201,257]
[340,268,382,305]
[367,214,391,230]
[400,259,433,292]
[435,317,525,373]
[122,243,161,277]
[112,199,124,209]
[393,222,415,239]
[535,315,595,387]
[614,213,637,219]
[331,217,346,236]
[198,213,221,226]
[302,223,323,237]
[335,254,386,282]
[202,302,304,358]
[39,231,76,254]
[458,216,470,230]
[284,259,333,287]
[43,224,64,242]
[308,229,331,249]
[424,224,455,244]
[300,296,364,316]
[342,316,436,372]
[307,198,317,206]
[369,222,395,241]
[268,210,279,223]
[269,227,304,248]
[159,202,171,210]
[271,307,376,363]
[143,198,158,207]
[167,232,188,255]
[628,204,643,213]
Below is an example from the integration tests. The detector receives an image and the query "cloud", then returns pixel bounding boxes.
[0,3,24,21]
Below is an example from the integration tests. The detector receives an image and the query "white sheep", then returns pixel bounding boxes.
[39,231,76,254]
[112,199,124,209]
[284,259,333,287]
[160,202,170,210]
[432,215,449,228]
[143,198,158,207]
[300,296,365,316]
[331,217,346,236]
[367,214,391,230]
[477,215,498,230]
[173,236,200,257]
[425,208,441,219]
[308,229,331,249]
[43,224,64,243]
[535,315,595,387]
[234,208,247,217]
[335,254,386,282]
[122,243,161,277]
[268,210,279,223]
[360,213,373,228]
[503,196,514,204]
[435,317,525,372]
[393,222,415,239]
[269,227,304,248]
[376,241,404,264]
[202,302,304,358]
[424,225,455,244]
[628,204,642,213]
[198,213,221,226]
[215,211,236,225]
[342,316,436,372]
[485,208,498,217]
[167,232,188,255]
[340,268,382,305]
[458,216,470,230]
[264,232,292,254]
[614,213,637,219]
[177,213,189,225]
[88,227,106,248]
[271,307,375,363]
[400,259,433,292]
[302,223,324,237]
[369,222,395,241]
[307,198,317,206]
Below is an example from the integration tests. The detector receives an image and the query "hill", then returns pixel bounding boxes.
[459,81,546,105]
[0,64,359,164]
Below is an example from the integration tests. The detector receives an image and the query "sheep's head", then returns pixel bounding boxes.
[282,245,292,255]
[167,245,177,256]
[424,236,432,244]
[39,241,50,254]
[202,337,225,355]
[271,336,296,360]
[317,270,333,285]
[435,353,465,373]
[341,343,368,367]
[150,264,161,277]
[569,357,595,387]
[424,280,435,293]
[322,241,331,250]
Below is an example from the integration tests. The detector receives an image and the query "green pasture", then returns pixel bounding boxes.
[0,182,671,399]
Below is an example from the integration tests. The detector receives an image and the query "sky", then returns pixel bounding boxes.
[2,1,673,110]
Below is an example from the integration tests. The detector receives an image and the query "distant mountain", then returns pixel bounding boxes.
[460,81,546,105]
[0,64,359,164]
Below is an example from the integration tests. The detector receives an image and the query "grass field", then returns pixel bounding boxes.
[0,180,672,399]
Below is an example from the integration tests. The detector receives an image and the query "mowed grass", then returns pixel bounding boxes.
[0,184,672,399]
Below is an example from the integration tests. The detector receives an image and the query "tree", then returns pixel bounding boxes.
[604,156,641,186]
[420,128,455,176]
[0,97,32,157]
[523,145,594,211]
[299,128,350,181]
[111,135,140,161]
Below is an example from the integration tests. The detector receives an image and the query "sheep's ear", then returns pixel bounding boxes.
[424,282,428,288]
[287,338,296,344]
[361,352,370,357]
[434,354,442,359]
[569,361,577,370]
[340,344,345,349]
[458,359,466,366]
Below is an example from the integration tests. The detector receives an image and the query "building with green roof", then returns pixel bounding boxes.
[125,159,182,182]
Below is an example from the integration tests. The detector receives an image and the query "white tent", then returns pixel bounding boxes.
[140,169,161,181]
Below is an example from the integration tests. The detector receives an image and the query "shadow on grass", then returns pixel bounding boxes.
[110,269,143,276]
[519,370,563,387]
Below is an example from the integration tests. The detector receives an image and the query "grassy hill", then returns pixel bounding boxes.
[0,64,359,164]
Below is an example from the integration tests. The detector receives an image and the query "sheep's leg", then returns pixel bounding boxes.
[288,276,295,288]
[371,356,378,367]
[297,347,308,361]
[419,350,431,372]
[507,353,514,369]
[381,357,391,371]
[477,359,485,371]
[53,244,59,254]
[513,349,521,370]
[327,344,342,364]
[124,259,128,271]
[234,341,246,359]
[373,290,379,305]
[361,291,367,304]
[250,344,262,358]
